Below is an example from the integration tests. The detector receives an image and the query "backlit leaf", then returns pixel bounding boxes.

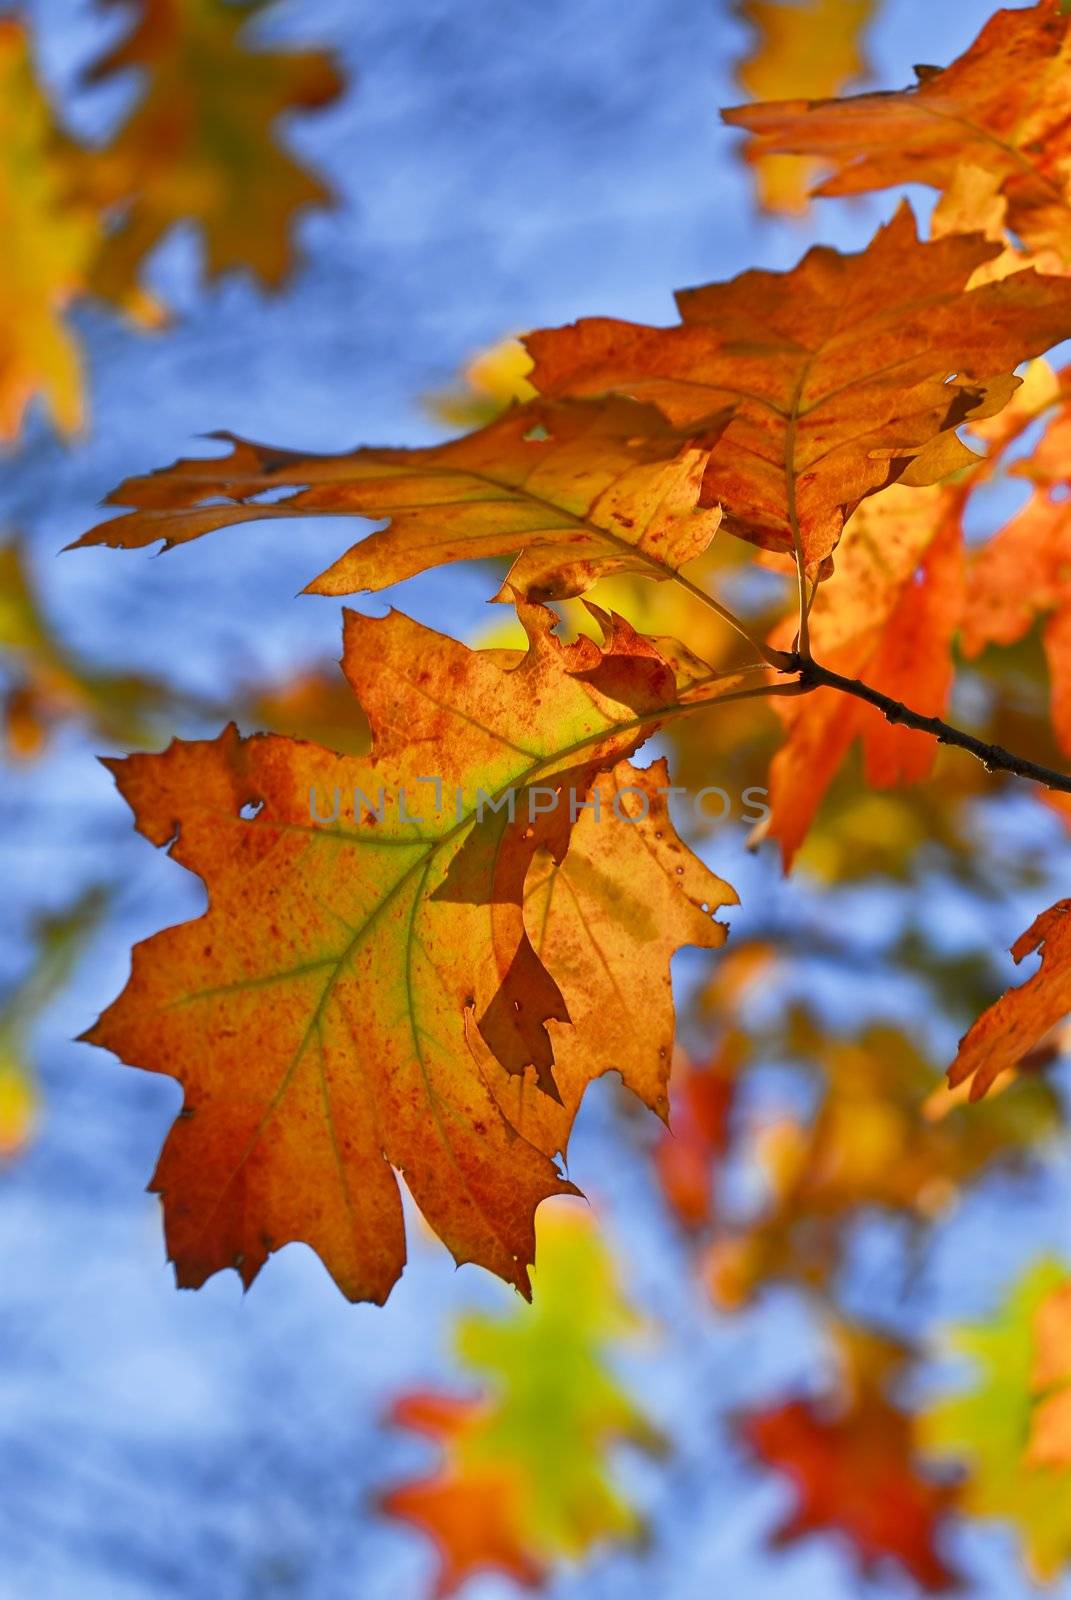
[525,205,1071,569]
[723,1,1071,265]
[73,396,726,604]
[82,605,735,1303]
[0,19,98,441]
[948,899,1071,1099]
[744,1323,958,1590]
[920,1258,1071,1584]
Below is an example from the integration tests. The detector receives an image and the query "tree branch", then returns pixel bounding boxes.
[795,657,1071,796]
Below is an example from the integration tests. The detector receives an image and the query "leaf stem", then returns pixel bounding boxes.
[669,569,791,668]
[783,367,812,661]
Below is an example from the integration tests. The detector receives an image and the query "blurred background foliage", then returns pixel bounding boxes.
[5,2,1071,1597]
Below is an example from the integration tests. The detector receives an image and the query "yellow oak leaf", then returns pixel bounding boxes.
[0,19,98,441]
[733,0,876,215]
[920,1258,1071,1585]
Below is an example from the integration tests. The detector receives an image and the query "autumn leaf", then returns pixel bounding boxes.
[525,205,1071,570]
[83,0,343,294]
[75,211,1071,591]
[425,336,537,430]
[652,1038,741,1229]
[487,757,736,1162]
[383,1405,542,1599]
[948,899,1071,1100]
[920,1258,1071,1584]
[82,604,734,1304]
[706,1015,1061,1305]
[758,483,963,866]
[0,19,99,442]
[962,369,1071,752]
[382,1203,660,1595]
[732,0,876,215]
[743,1323,958,1591]
[72,396,727,605]
[723,1,1071,265]
[1029,1279,1071,1470]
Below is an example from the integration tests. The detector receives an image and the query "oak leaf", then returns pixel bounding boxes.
[525,205,1071,569]
[962,371,1071,752]
[920,1258,1071,1585]
[723,1,1071,266]
[73,396,725,603]
[382,1396,542,1598]
[382,1205,659,1595]
[759,483,963,866]
[82,605,734,1303]
[83,0,343,294]
[948,899,1071,1100]
[707,1015,1061,1305]
[743,1324,957,1591]
[732,0,875,215]
[0,19,98,441]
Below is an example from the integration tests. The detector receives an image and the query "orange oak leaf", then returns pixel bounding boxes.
[948,899,1071,1100]
[962,375,1071,753]
[382,1395,543,1597]
[82,604,733,1303]
[72,396,726,603]
[83,0,343,293]
[722,1,1071,266]
[525,205,1071,569]
[759,483,963,867]
[742,1326,958,1591]
[732,0,876,215]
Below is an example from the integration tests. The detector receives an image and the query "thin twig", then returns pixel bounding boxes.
[799,658,1071,796]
